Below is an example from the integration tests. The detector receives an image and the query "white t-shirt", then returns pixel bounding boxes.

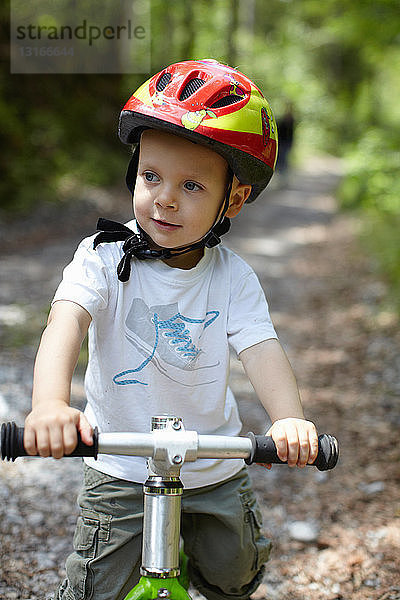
[53,220,277,488]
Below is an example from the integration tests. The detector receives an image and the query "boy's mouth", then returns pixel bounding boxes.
[152,218,182,231]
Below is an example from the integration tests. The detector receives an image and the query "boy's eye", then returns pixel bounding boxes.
[184,181,202,192]
[143,171,159,183]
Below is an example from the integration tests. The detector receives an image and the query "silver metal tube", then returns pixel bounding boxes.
[97,432,253,460]
[197,435,252,459]
[141,484,182,578]
[97,433,154,456]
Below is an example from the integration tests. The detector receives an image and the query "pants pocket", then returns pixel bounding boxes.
[60,509,111,599]
[73,515,99,560]
[239,490,272,571]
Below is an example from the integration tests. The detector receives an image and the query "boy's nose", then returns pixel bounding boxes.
[155,188,178,209]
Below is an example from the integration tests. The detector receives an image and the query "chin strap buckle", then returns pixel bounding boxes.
[204,217,231,248]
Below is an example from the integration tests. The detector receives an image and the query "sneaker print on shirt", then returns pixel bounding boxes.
[113,298,220,386]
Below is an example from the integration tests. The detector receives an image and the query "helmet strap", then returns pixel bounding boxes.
[126,144,140,193]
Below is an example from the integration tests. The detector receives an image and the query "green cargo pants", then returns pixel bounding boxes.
[56,464,271,600]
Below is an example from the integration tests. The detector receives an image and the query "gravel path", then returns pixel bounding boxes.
[1,159,399,599]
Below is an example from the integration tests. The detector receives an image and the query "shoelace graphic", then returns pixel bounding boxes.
[113,310,219,386]
[160,314,200,358]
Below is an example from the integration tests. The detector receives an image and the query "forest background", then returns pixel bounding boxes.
[1,0,399,310]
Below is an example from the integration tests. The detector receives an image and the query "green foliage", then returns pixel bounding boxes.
[340,129,400,215]
[339,127,400,311]
[0,71,130,212]
[360,212,400,312]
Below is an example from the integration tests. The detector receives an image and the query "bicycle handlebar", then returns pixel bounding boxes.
[1,422,338,471]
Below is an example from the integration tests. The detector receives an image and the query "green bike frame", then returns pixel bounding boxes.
[124,576,190,600]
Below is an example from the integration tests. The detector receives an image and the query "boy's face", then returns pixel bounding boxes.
[133,129,249,269]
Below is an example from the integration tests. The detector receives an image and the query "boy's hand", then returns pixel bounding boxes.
[263,418,318,469]
[24,404,93,459]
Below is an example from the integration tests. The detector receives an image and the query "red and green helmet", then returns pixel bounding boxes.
[119,59,278,203]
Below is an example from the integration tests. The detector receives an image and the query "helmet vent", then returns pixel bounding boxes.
[156,72,172,91]
[210,95,243,108]
[179,77,205,101]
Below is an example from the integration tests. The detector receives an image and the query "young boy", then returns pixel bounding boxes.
[24,60,318,600]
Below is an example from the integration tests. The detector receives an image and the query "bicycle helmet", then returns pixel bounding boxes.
[119,59,278,203]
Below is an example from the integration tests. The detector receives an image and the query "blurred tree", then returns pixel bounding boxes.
[227,0,239,66]
[181,0,195,60]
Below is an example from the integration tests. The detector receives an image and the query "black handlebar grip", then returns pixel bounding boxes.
[1,422,98,461]
[1,422,25,461]
[245,432,339,471]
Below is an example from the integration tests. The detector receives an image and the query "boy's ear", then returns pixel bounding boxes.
[225,180,252,218]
